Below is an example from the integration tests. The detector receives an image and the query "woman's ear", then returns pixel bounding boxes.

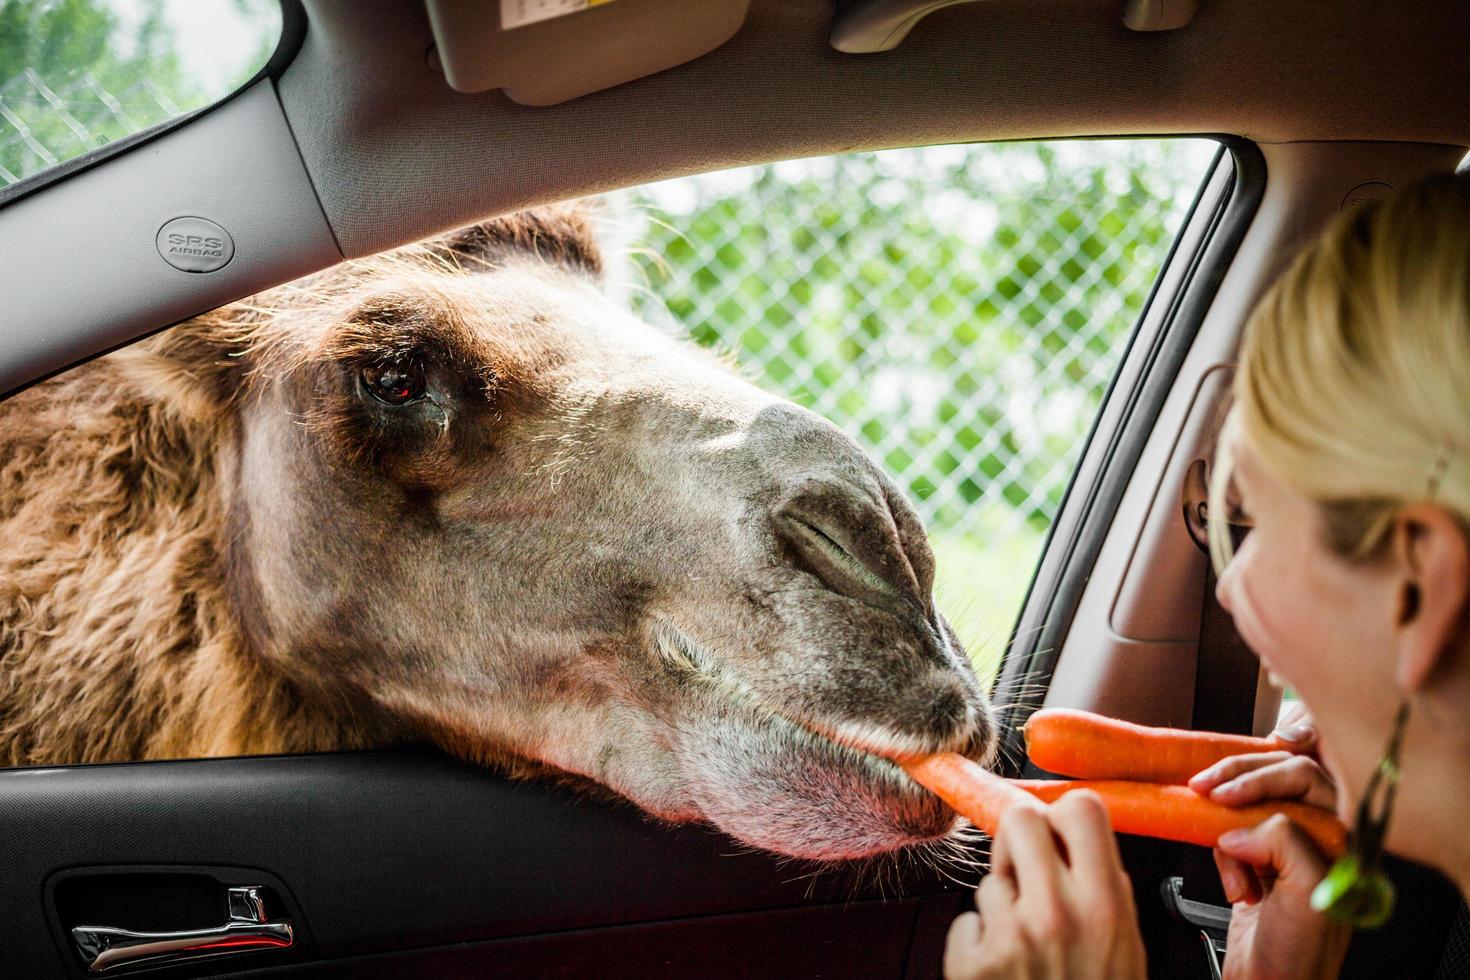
[1390,503,1470,692]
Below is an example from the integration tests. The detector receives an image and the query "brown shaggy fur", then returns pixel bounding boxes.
[0,205,600,766]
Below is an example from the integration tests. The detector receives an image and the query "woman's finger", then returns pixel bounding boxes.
[1272,704,1318,752]
[976,868,1019,923]
[948,909,983,944]
[1208,755,1337,810]
[1213,848,1262,905]
[1047,789,1128,901]
[1188,750,1296,795]
[951,877,1029,980]
[943,911,985,980]
[991,804,1065,897]
[1216,813,1331,896]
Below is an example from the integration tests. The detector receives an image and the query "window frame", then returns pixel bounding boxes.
[989,137,1266,771]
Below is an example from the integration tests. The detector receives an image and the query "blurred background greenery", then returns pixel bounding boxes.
[0,0,276,185]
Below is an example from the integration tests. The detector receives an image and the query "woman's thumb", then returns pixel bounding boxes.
[1217,814,1330,887]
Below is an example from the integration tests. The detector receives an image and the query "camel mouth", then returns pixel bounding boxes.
[645,617,1004,858]
[651,618,985,779]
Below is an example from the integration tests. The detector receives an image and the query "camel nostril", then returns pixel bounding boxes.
[822,673,988,761]
[773,483,930,617]
[929,685,970,732]
[909,678,984,751]
[780,515,929,616]
[957,705,997,765]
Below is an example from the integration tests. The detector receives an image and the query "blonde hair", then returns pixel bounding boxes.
[1210,172,1470,573]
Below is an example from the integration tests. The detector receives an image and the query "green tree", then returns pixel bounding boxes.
[0,0,193,182]
[0,0,274,186]
[627,143,1190,530]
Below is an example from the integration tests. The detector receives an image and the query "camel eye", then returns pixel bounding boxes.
[360,362,426,406]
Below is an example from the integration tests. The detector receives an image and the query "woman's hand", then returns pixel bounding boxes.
[1188,706,1337,811]
[1188,749,1337,811]
[943,791,1147,980]
[1186,709,1349,980]
[1213,816,1352,980]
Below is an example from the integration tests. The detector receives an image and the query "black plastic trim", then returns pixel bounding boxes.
[0,0,306,211]
[989,137,1267,772]
[216,895,959,979]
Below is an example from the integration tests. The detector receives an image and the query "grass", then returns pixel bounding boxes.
[927,514,1047,690]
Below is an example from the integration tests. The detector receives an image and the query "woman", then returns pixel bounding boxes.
[944,170,1470,979]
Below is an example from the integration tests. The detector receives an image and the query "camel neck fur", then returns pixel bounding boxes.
[0,357,373,766]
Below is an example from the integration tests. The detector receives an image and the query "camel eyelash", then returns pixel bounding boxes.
[294,358,450,468]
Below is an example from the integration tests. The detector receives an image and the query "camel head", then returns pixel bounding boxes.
[133,204,993,861]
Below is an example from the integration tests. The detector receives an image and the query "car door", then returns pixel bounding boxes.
[4,2,1468,978]
[0,125,1235,980]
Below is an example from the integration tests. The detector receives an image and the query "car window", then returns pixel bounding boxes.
[612,139,1218,682]
[0,138,1215,772]
[0,0,280,187]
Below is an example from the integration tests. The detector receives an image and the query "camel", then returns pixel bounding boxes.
[0,204,993,861]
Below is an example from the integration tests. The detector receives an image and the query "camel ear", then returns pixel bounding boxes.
[434,200,604,280]
[112,310,251,423]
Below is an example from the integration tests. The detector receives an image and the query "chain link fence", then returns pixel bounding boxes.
[608,141,1217,673]
[0,68,190,185]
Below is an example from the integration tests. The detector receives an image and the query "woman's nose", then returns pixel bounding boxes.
[1214,569,1235,614]
[1213,536,1250,614]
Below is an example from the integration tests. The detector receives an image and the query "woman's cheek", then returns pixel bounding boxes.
[1237,548,1287,651]
[1218,539,1271,652]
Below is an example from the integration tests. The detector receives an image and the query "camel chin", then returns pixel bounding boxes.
[674,705,967,861]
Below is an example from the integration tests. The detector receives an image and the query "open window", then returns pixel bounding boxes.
[613,138,1220,684]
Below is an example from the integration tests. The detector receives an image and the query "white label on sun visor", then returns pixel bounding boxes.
[500,0,617,30]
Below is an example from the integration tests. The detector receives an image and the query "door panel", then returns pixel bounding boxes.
[237,897,957,979]
[1,750,969,977]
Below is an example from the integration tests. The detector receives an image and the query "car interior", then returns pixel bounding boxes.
[2,0,1469,977]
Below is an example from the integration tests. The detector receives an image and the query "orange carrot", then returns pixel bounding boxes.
[901,753,1041,838]
[1012,779,1346,857]
[1024,708,1288,784]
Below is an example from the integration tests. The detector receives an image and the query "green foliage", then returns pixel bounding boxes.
[0,0,183,182]
[0,0,274,185]
[628,144,1199,529]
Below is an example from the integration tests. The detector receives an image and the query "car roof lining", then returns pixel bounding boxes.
[280,0,1470,259]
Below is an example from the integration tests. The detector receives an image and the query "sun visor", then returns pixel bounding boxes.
[423,0,750,106]
[829,0,986,54]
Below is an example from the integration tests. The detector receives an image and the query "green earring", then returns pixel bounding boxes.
[1309,700,1408,929]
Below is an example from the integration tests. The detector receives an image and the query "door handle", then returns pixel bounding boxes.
[1160,876,1229,980]
[71,885,294,974]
